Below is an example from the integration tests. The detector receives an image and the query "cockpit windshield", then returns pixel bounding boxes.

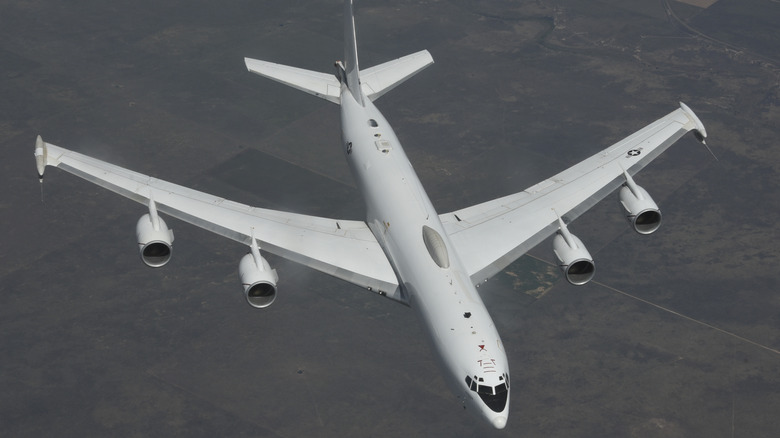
[465,374,509,413]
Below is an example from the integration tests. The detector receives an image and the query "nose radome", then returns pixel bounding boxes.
[492,416,507,429]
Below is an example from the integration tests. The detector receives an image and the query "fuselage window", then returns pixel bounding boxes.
[368,119,378,127]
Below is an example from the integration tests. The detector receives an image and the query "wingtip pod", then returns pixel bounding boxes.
[679,102,707,143]
[34,135,47,179]
[679,102,718,161]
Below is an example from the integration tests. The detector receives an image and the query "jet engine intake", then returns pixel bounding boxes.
[136,213,174,267]
[239,252,279,308]
[552,229,595,286]
[619,183,661,235]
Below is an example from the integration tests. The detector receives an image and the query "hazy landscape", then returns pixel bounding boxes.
[1,0,778,436]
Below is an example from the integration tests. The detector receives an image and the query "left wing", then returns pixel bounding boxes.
[34,137,402,301]
[440,103,708,285]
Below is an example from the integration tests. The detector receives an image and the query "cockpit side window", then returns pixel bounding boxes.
[465,375,477,391]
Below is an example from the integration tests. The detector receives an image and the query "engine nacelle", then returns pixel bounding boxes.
[552,231,595,286]
[619,184,661,235]
[136,213,174,267]
[238,252,279,308]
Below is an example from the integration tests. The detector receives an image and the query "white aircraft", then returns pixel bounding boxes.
[33,0,708,429]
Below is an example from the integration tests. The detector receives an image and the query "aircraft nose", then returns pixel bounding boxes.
[491,415,507,429]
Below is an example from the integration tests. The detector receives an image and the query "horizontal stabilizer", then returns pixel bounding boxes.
[361,50,434,101]
[244,58,341,104]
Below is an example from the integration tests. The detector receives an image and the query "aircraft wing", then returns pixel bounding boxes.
[35,137,402,301]
[439,103,708,285]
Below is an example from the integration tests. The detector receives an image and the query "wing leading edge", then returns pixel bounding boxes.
[440,103,708,285]
[35,137,402,302]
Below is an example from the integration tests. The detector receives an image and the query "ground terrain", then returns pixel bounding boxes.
[1,0,778,436]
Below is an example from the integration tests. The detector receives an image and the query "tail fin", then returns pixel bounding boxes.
[342,1,434,103]
[343,0,363,105]
[244,0,433,105]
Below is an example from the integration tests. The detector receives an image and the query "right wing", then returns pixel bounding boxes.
[439,103,708,285]
[35,137,402,302]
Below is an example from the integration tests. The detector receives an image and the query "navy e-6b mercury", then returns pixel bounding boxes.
[34,0,709,429]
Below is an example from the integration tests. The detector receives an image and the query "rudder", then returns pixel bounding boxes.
[343,0,363,105]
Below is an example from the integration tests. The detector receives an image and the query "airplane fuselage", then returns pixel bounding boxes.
[339,87,510,428]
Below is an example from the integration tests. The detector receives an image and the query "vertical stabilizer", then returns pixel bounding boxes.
[344,0,364,105]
